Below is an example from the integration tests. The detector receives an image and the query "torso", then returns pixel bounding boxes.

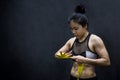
[70,33,97,79]
[71,62,96,78]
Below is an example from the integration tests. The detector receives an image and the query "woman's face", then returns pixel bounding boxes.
[69,20,87,38]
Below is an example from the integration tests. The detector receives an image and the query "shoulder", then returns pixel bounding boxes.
[68,37,76,42]
[67,37,76,47]
[89,34,105,52]
[90,34,104,46]
[67,37,76,44]
[90,34,102,41]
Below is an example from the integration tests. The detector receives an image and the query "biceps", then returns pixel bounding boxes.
[94,40,109,58]
[95,43,109,59]
[58,43,71,53]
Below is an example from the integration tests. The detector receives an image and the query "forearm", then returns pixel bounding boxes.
[55,50,67,58]
[83,58,110,66]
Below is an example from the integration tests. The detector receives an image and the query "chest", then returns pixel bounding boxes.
[72,39,96,58]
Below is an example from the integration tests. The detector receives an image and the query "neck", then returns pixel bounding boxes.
[78,31,89,42]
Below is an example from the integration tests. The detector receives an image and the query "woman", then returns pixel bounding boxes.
[55,4,110,80]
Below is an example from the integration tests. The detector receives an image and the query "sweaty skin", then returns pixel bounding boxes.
[70,35,97,78]
[55,20,110,79]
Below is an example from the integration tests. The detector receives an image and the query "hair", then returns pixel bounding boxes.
[68,4,88,27]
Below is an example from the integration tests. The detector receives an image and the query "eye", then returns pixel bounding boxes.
[74,28,78,30]
[73,27,79,30]
[70,26,79,30]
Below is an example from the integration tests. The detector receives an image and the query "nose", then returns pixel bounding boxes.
[72,30,77,36]
[72,30,76,34]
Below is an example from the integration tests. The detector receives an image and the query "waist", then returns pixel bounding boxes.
[71,63,96,78]
[70,75,98,80]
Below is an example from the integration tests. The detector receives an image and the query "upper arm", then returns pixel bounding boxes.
[54,38,75,58]
[57,40,71,53]
[93,35,110,61]
[57,37,75,53]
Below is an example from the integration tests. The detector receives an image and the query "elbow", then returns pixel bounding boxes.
[107,60,111,66]
[104,59,111,66]
[54,54,58,58]
[54,52,59,58]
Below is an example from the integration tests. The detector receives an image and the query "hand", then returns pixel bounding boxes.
[70,55,86,63]
[65,50,73,56]
[55,51,72,59]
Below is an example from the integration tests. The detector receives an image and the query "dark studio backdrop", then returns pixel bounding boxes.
[0,0,120,80]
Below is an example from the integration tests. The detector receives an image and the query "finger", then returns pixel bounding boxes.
[70,56,76,59]
[66,53,72,56]
[68,50,72,54]
[76,59,78,62]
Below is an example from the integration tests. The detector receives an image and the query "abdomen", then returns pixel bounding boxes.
[71,62,96,79]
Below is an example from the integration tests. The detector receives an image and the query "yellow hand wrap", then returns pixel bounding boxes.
[57,52,84,80]
[77,64,84,80]
[57,52,71,59]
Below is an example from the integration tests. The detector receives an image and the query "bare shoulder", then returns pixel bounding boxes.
[90,34,103,42]
[90,34,105,47]
[67,37,76,47]
[68,37,76,42]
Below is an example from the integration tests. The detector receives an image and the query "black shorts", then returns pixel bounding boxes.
[70,75,98,80]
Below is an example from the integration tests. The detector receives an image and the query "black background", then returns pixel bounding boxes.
[0,0,120,80]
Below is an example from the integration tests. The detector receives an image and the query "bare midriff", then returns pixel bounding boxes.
[71,62,96,79]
